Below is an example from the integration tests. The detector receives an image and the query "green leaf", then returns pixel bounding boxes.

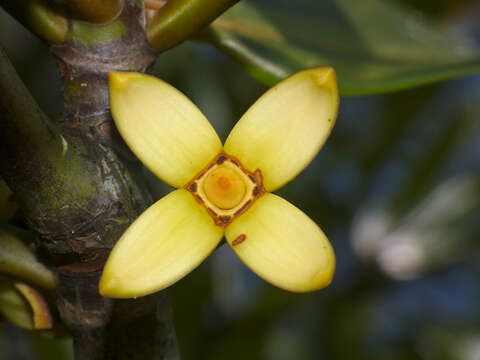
[202,0,480,95]
[0,224,56,290]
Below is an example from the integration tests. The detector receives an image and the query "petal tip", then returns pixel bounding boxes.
[283,260,336,293]
[310,66,339,96]
[302,241,336,293]
[109,71,145,93]
[98,273,115,298]
[308,260,336,292]
[98,273,130,299]
[99,270,171,299]
[108,71,128,88]
[98,267,134,298]
[285,265,335,293]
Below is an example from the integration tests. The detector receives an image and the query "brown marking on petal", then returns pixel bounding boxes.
[207,208,217,217]
[254,169,264,187]
[219,216,231,223]
[232,234,246,246]
[230,159,239,166]
[328,118,332,122]
[216,155,227,164]
[207,162,216,170]
[214,216,232,227]
[253,187,260,197]
[196,164,214,181]
[195,195,204,204]
[248,175,256,182]
[234,199,252,216]
[188,182,197,192]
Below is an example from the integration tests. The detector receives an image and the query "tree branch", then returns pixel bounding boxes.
[147,0,240,52]
[0,0,68,43]
[51,2,178,358]
[0,45,61,156]
[1,1,180,357]
[0,44,101,246]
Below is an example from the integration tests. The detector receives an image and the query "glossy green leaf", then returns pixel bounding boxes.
[203,0,480,95]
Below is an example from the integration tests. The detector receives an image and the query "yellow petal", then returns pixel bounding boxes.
[109,72,222,188]
[224,67,339,191]
[99,189,223,298]
[225,193,335,292]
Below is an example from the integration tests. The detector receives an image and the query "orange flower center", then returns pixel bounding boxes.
[203,166,246,209]
[184,152,265,227]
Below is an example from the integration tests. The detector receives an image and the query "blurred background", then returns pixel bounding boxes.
[1,0,480,359]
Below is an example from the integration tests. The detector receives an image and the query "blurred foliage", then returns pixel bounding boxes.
[204,0,480,95]
[2,0,480,359]
[0,323,72,360]
[0,276,38,330]
[0,224,56,290]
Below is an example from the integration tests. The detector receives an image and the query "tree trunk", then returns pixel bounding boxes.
[1,1,179,358]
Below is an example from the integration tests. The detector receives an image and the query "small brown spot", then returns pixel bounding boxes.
[234,200,252,216]
[216,155,227,164]
[248,175,256,182]
[188,182,197,192]
[253,187,260,196]
[328,118,332,122]
[219,216,231,223]
[232,234,246,246]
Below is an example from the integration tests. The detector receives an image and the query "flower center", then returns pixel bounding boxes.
[203,166,246,209]
[184,152,265,227]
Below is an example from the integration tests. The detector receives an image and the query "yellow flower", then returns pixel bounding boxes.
[99,67,339,298]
